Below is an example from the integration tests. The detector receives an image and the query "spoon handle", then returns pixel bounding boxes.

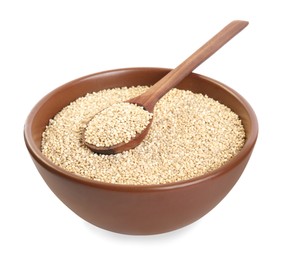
[139,20,249,110]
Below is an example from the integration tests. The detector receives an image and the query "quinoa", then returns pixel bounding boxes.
[84,102,153,147]
[41,86,245,185]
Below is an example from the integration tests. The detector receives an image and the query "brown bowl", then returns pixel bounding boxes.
[24,68,258,235]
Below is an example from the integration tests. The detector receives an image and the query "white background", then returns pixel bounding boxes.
[1,0,282,259]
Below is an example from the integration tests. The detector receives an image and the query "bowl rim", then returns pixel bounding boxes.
[24,67,258,192]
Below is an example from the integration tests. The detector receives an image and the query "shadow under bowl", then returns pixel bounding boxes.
[24,67,258,235]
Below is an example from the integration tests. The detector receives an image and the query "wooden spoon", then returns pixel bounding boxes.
[84,20,248,154]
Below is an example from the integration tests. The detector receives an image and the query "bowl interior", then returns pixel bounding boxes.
[25,67,258,181]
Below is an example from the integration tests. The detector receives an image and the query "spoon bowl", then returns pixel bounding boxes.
[83,117,153,154]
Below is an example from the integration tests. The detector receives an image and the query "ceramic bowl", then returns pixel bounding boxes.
[24,68,258,235]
